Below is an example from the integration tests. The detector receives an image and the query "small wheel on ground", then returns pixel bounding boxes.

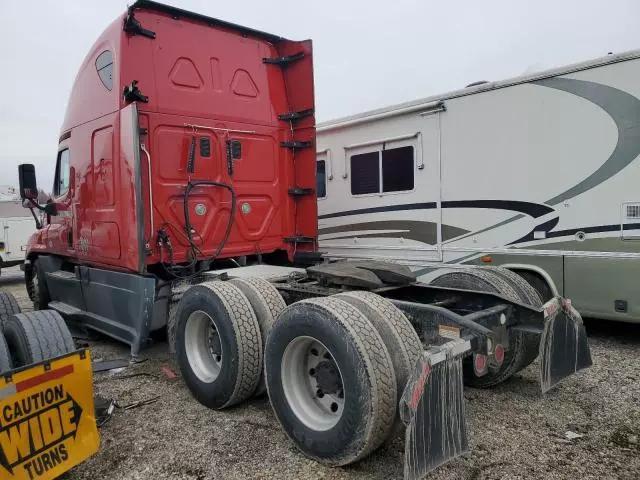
[229,277,286,396]
[430,269,528,388]
[4,310,76,367]
[0,292,21,331]
[27,259,51,310]
[265,296,397,466]
[175,281,263,409]
[333,291,422,434]
[0,333,11,373]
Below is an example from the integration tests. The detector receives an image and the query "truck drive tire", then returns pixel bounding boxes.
[265,296,396,466]
[334,291,422,435]
[483,266,543,372]
[0,292,21,331]
[512,269,553,302]
[175,281,263,409]
[3,310,75,368]
[228,277,286,396]
[430,269,529,388]
[0,334,11,373]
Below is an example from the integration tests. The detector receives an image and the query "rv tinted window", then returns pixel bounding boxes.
[54,149,71,197]
[96,50,114,90]
[316,160,326,198]
[351,151,380,195]
[382,146,414,192]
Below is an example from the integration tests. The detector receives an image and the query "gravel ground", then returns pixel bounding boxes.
[1,266,639,480]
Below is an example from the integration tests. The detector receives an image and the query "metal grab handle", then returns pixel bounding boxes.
[140,144,154,242]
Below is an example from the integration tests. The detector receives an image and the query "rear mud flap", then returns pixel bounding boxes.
[400,341,470,480]
[539,297,592,393]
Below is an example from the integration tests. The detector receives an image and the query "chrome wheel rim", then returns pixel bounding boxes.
[281,336,345,431]
[185,310,223,383]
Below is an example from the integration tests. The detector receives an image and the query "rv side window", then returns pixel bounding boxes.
[316,160,327,198]
[350,146,414,195]
[96,50,114,91]
[54,149,71,197]
[382,146,414,192]
[350,151,380,195]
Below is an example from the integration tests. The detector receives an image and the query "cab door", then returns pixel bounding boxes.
[44,148,75,256]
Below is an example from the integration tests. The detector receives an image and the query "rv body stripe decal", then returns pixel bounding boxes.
[318,202,435,220]
[534,78,640,206]
[441,78,640,244]
[318,200,553,220]
[318,220,469,243]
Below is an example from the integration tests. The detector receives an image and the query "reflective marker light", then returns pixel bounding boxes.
[494,344,505,365]
[474,353,487,375]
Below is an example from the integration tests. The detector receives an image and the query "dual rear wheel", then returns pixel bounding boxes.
[174,279,422,466]
[429,266,545,387]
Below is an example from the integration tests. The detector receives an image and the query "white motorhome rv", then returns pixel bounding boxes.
[0,201,35,274]
[316,49,640,323]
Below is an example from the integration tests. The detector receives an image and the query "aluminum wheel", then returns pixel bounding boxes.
[185,310,223,383]
[281,336,345,431]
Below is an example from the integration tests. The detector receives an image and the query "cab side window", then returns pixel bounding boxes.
[54,149,71,197]
[96,50,114,91]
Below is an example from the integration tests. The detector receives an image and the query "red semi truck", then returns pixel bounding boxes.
[16,1,591,478]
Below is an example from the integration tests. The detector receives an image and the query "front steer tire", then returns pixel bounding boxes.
[265,296,397,466]
[175,281,263,409]
[26,259,51,310]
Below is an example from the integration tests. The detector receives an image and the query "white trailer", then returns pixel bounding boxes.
[316,49,640,323]
[0,201,36,273]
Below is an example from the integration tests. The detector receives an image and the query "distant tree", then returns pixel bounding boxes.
[37,188,51,203]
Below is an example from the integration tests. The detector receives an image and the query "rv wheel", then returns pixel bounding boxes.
[334,291,422,437]
[265,296,396,466]
[0,292,21,331]
[175,281,262,409]
[4,310,76,367]
[430,269,529,388]
[229,277,286,396]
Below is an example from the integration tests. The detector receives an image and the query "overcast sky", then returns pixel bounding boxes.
[1,0,639,192]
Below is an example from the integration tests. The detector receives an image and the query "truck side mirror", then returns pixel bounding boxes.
[18,164,38,200]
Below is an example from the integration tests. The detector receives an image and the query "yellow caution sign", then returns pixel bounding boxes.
[0,349,100,480]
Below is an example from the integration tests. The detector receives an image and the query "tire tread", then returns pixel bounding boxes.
[200,281,263,407]
[5,310,75,365]
[229,277,286,396]
[300,296,397,463]
[0,292,21,331]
